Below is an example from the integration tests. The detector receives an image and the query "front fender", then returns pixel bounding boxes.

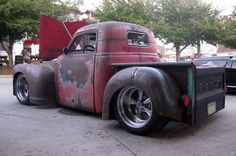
[13,62,57,104]
[102,67,183,121]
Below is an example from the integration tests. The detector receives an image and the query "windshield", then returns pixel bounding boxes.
[69,32,97,52]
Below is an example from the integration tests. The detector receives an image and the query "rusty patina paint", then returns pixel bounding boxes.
[47,21,160,113]
[58,21,160,113]
[13,21,226,127]
[15,21,159,113]
[77,22,157,53]
[58,54,95,111]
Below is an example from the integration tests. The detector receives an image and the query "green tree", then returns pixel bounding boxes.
[222,20,236,49]
[221,9,236,49]
[96,0,222,61]
[0,0,68,68]
[186,2,222,58]
[153,0,222,60]
[96,0,155,28]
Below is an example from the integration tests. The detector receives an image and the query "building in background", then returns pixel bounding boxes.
[156,38,218,62]
[217,44,236,56]
[0,44,7,56]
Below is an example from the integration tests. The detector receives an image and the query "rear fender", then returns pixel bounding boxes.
[13,63,57,104]
[102,67,183,121]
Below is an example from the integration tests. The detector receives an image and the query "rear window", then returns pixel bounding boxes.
[232,60,236,69]
[226,60,232,68]
[127,32,148,46]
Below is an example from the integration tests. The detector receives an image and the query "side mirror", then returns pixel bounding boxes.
[63,48,69,55]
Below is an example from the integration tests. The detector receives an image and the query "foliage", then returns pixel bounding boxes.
[96,0,155,27]
[152,0,222,60]
[96,0,222,61]
[221,10,236,49]
[0,0,69,67]
[222,20,236,49]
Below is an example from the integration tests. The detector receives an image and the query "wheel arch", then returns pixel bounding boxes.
[13,63,57,105]
[102,66,184,121]
[13,72,24,95]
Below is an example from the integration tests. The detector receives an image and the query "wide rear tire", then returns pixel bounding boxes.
[116,86,169,135]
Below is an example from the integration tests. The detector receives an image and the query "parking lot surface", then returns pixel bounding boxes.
[0,77,236,156]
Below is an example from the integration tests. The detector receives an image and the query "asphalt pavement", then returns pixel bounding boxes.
[0,76,236,156]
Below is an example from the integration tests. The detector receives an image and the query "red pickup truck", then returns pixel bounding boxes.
[13,21,225,135]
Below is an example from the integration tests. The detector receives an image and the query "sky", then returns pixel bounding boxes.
[83,0,236,15]
[206,0,236,15]
[83,0,101,10]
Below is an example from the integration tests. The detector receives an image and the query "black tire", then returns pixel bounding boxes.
[15,74,31,105]
[116,86,169,135]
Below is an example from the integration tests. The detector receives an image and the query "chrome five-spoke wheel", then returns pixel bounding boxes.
[116,86,169,134]
[117,86,153,128]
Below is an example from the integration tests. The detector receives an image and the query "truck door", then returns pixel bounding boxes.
[226,60,233,85]
[58,31,97,111]
[229,60,236,86]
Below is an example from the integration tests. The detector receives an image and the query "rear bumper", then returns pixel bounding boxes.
[227,85,236,91]
[227,85,236,89]
[195,93,225,124]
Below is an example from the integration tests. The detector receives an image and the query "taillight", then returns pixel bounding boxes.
[224,84,228,93]
[182,95,190,107]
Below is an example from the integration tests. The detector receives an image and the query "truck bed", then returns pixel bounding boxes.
[112,61,225,125]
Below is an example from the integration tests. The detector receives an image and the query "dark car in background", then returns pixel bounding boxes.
[196,56,236,92]
[226,58,236,90]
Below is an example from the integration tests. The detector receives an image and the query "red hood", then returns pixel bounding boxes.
[39,15,88,60]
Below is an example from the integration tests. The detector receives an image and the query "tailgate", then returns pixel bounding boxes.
[194,65,225,123]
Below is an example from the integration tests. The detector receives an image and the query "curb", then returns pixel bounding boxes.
[0,75,13,78]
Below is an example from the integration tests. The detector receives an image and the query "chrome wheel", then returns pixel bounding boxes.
[117,86,153,128]
[16,75,29,102]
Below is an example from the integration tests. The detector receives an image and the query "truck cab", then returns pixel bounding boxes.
[58,22,159,112]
